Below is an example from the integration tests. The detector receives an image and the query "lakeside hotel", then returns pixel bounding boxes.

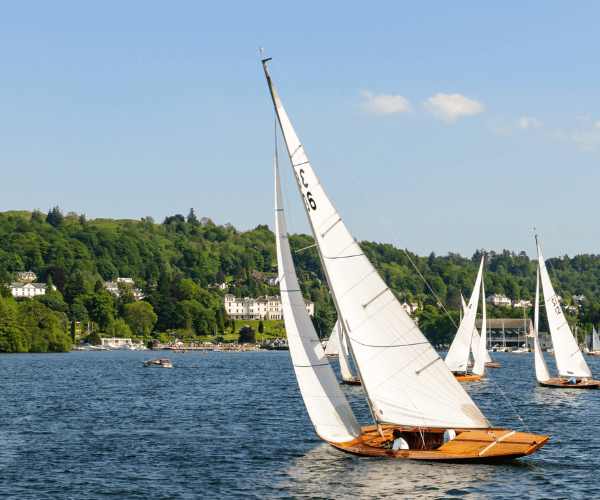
[223,294,314,321]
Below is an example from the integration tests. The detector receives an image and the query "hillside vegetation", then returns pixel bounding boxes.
[1,208,599,351]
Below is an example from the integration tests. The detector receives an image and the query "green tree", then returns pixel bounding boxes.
[0,296,26,352]
[86,291,115,332]
[258,320,264,334]
[106,317,132,338]
[124,301,158,335]
[46,206,64,227]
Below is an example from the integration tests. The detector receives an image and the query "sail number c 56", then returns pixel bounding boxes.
[296,168,317,212]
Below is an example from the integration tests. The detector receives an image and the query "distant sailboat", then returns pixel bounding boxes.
[587,326,600,356]
[533,236,600,388]
[462,294,500,368]
[445,256,487,381]
[335,320,361,385]
[324,325,340,358]
[264,57,547,460]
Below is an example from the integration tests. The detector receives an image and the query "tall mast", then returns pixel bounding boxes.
[262,59,384,435]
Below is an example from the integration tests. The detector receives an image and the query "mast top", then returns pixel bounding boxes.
[262,57,273,63]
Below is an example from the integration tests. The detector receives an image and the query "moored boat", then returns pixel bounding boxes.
[142,358,173,368]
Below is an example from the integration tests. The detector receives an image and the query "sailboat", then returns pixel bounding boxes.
[444,256,487,381]
[587,326,600,356]
[324,325,340,358]
[334,319,361,385]
[265,57,547,461]
[462,294,500,368]
[533,236,600,388]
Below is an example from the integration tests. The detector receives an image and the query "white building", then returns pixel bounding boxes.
[486,294,512,307]
[102,337,134,347]
[512,299,532,308]
[8,282,47,298]
[103,279,144,300]
[572,295,586,302]
[17,271,37,281]
[401,302,419,314]
[222,294,314,320]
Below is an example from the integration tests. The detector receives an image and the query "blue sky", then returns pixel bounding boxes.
[2,1,599,258]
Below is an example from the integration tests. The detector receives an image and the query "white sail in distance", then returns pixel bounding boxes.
[472,275,487,376]
[593,326,600,351]
[445,257,485,373]
[274,146,361,443]
[536,237,591,378]
[461,294,493,364]
[324,323,340,356]
[263,59,490,430]
[533,264,551,382]
[337,320,355,380]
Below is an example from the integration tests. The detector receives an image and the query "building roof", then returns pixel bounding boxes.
[475,318,533,330]
[10,282,46,289]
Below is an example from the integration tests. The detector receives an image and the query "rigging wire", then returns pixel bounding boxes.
[272,61,535,432]
[272,61,457,327]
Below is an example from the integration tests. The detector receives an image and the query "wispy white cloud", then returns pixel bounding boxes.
[575,113,591,123]
[487,115,513,135]
[516,117,543,130]
[420,93,484,121]
[360,91,415,115]
[572,130,600,151]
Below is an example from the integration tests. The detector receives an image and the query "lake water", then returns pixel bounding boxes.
[1,350,599,499]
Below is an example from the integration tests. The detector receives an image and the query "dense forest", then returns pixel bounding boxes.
[1,208,600,352]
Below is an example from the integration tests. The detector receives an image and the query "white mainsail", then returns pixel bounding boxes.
[536,238,591,378]
[445,257,485,373]
[274,147,361,443]
[461,294,493,364]
[593,326,600,352]
[263,60,490,430]
[324,323,340,356]
[533,264,551,382]
[472,277,487,375]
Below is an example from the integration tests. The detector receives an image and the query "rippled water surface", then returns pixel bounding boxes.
[1,350,599,499]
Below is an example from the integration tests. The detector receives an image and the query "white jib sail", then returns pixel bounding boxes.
[445,257,485,373]
[593,326,600,351]
[274,150,361,443]
[337,321,355,380]
[536,238,592,378]
[472,274,487,375]
[263,60,490,430]
[461,294,493,364]
[324,322,340,356]
[533,264,551,382]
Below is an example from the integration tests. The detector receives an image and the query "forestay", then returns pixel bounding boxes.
[263,60,490,430]
[274,151,361,443]
[536,238,591,378]
[533,265,551,382]
[445,257,485,373]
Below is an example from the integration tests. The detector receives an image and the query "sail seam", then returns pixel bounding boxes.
[324,254,364,259]
[293,161,309,167]
[350,338,429,348]
[363,288,389,309]
[321,218,342,238]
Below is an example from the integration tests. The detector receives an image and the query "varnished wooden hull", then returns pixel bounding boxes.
[325,425,548,463]
[454,373,484,382]
[587,352,600,356]
[342,376,361,386]
[537,378,600,389]
[326,355,339,358]
[485,362,500,368]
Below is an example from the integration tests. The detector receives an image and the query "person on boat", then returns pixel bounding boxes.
[568,377,577,384]
[443,429,456,444]
[391,429,409,450]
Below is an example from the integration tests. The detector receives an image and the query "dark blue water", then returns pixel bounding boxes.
[1,350,599,499]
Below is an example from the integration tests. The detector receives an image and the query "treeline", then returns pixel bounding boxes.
[1,208,600,350]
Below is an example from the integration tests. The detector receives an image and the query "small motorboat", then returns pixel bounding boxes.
[142,358,173,368]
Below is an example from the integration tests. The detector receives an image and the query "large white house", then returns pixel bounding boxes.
[8,282,48,298]
[17,271,37,281]
[223,294,314,320]
[486,294,512,307]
